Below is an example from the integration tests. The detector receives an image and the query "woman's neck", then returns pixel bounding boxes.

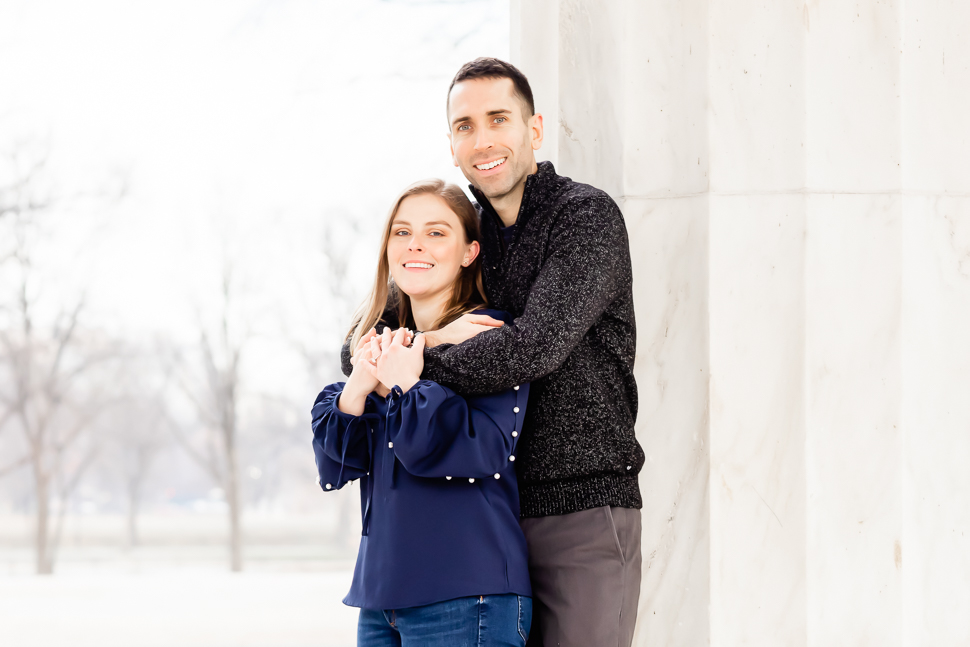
[409,291,451,332]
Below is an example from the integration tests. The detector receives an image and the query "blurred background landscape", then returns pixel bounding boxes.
[0,1,507,644]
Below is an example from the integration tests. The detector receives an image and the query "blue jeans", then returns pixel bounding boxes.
[357,594,532,647]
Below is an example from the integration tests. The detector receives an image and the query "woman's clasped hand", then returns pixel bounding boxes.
[351,328,424,395]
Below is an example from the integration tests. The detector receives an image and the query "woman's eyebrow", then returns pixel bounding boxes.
[423,220,454,229]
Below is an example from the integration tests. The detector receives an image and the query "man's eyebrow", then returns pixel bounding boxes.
[450,109,513,128]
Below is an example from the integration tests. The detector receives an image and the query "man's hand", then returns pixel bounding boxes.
[422,313,503,348]
[371,327,424,393]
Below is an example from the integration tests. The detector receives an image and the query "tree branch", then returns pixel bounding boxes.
[0,454,30,479]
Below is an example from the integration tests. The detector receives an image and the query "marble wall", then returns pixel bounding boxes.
[510,1,970,645]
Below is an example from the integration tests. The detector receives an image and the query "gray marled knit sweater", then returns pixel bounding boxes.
[342,161,643,518]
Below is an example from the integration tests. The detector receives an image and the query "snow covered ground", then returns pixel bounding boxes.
[0,568,359,647]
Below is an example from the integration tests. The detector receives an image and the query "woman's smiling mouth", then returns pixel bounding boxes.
[404,262,434,269]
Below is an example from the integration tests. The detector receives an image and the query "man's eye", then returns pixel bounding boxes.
[494,117,507,124]
[457,124,470,131]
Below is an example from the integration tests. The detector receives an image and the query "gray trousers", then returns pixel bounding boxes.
[521,506,642,647]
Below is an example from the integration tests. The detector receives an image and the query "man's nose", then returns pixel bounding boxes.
[474,129,493,151]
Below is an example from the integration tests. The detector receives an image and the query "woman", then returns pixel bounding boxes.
[311,179,531,646]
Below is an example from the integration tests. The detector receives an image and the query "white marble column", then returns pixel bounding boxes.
[511,1,970,645]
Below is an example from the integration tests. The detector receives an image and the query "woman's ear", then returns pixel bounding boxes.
[462,240,481,267]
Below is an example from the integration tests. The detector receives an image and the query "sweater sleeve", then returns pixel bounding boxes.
[310,383,378,491]
[383,380,529,479]
[421,195,631,395]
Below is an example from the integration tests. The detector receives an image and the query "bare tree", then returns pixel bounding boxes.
[285,209,367,388]
[0,146,118,574]
[283,209,370,547]
[95,362,168,549]
[166,262,250,572]
[0,253,112,573]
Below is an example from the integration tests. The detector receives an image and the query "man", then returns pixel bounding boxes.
[343,58,643,647]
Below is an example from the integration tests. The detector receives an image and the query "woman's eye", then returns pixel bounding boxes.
[394,230,410,236]
[429,231,443,237]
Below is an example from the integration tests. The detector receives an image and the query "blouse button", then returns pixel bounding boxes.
[445,476,452,480]
[513,407,520,413]
[469,478,475,483]
[325,483,332,490]
[513,385,519,391]
[509,455,515,462]
[388,441,394,448]
[512,431,518,437]
[494,473,501,479]
[626,465,632,470]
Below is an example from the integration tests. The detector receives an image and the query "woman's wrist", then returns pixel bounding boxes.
[337,379,371,415]
[393,374,421,393]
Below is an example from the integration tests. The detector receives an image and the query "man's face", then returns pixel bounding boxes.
[448,77,542,201]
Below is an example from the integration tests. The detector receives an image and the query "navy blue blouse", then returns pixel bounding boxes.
[311,341,531,610]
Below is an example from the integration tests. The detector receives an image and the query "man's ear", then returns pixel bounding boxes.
[463,240,481,266]
[530,112,544,151]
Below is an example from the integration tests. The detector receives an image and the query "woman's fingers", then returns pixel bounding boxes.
[392,327,408,347]
[411,332,426,353]
[351,328,378,365]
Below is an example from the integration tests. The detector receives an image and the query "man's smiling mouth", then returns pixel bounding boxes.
[475,158,506,171]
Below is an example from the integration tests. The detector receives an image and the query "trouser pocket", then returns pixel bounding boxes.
[604,505,625,566]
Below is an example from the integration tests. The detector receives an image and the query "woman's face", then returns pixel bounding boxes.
[386,193,479,303]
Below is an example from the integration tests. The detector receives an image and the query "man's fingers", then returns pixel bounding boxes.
[392,327,407,347]
[380,327,391,352]
[466,314,504,327]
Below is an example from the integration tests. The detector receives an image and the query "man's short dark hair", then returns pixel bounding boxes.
[447,57,535,120]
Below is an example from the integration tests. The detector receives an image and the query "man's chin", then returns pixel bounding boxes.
[467,175,517,201]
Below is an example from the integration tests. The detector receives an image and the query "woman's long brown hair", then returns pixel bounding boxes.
[345,179,488,355]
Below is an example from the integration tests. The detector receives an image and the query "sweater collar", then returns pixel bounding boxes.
[469,160,558,230]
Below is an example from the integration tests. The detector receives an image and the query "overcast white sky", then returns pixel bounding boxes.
[0,0,509,347]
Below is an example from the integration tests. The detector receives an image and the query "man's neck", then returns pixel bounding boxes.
[489,160,538,228]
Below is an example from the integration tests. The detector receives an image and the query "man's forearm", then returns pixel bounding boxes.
[421,198,630,395]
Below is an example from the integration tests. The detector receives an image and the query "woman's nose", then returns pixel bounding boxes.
[408,235,423,251]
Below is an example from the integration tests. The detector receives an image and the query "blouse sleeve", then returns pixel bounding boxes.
[383,380,530,479]
[310,383,378,491]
